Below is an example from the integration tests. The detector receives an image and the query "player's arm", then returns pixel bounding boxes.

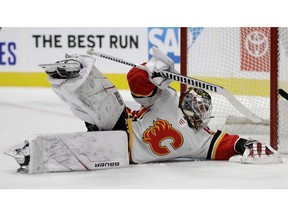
[127,47,178,107]
[207,130,282,164]
[127,63,157,98]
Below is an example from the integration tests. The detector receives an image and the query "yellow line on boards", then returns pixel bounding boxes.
[0,72,269,96]
[0,72,181,91]
[0,72,51,87]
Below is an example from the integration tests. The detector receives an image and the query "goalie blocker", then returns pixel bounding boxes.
[25,131,129,174]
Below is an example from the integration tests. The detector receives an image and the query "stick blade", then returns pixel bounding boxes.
[279,89,288,100]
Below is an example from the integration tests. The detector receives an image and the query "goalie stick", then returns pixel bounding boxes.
[86,48,263,123]
[279,88,288,100]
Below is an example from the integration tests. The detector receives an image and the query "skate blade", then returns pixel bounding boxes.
[4,152,29,173]
[3,152,18,159]
[17,167,28,173]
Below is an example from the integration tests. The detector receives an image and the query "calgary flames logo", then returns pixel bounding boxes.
[142,118,184,156]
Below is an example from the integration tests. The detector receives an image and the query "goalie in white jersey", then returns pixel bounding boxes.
[7,47,281,173]
[126,47,280,164]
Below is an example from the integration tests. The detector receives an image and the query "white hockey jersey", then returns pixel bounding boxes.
[126,66,243,164]
[128,88,213,163]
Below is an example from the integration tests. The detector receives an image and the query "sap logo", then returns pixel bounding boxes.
[148,28,180,63]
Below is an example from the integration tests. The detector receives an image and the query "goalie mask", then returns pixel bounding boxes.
[180,87,213,129]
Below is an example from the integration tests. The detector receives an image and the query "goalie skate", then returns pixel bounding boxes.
[4,143,30,173]
[39,60,82,79]
[229,140,282,164]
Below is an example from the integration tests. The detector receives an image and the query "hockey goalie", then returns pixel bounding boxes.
[6,47,282,174]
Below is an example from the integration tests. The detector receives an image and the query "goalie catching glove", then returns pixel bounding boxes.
[145,46,178,89]
[229,139,282,164]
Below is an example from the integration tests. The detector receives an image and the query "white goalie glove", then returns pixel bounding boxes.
[145,46,178,89]
[229,139,282,164]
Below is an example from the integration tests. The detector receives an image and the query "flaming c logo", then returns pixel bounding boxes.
[142,118,184,156]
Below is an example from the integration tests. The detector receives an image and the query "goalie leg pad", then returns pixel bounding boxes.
[49,55,125,130]
[27,131,129,173]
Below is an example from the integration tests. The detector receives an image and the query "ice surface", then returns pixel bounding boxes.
[2,87,288,216]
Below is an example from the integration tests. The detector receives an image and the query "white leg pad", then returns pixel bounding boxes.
[49,55,125,130]
[27,131,129,173]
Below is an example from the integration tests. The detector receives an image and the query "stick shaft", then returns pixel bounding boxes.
[87,48,263,123]
[88,49,146,70]
[88,49,222,93]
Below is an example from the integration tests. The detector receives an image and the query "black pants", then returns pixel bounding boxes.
[85,108,128,132]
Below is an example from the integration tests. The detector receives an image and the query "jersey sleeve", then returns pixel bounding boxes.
[127,63,157,97]
[206,130,248,160]
[127,63,176,108]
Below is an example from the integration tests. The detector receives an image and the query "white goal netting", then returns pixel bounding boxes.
[185,27,288,152]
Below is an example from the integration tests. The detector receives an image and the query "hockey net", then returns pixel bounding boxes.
[181,27,288,153]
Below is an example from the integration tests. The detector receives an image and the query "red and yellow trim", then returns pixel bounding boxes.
[207,130,240,160]
[126,115,134,160]
[210,132,227,160]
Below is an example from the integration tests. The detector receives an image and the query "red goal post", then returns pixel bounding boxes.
[180,27,288,152]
